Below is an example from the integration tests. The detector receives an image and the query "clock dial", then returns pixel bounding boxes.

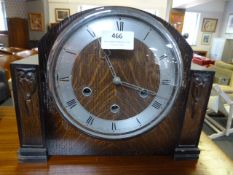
[48,8,183,139]
[72,39,160,121]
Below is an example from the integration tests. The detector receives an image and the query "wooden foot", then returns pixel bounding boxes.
[174,146,200,160]
[18,148,47,162]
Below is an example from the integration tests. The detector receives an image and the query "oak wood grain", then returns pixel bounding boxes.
[11,65,43,146]
[0,107,232,175]
[72,39,159,120]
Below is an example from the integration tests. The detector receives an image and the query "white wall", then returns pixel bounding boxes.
[48,0,168,23]
[43,0,50,34]
[187,0,225,13]
[190,11,224,55]
[27,0,47,40]
[220,0,233,39]
[185,0,225,56]
[173,0,216,9]
[5,0,27,18]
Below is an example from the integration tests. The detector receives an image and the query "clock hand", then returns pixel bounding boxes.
[96,38,154,96]
[121,81,156,96]
[97,39,117,77]
[102,50,117,77]
[112,76,156,96]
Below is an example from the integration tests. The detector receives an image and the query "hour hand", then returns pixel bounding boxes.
[97,39,117,78]
[112,77,156,96]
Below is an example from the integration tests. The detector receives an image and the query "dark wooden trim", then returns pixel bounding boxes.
[19,148,47,162]
[174,70,215,160]
[10,63,47,162]
[174,146,200,160]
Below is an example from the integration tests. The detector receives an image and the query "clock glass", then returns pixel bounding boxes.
[48,7,183,139]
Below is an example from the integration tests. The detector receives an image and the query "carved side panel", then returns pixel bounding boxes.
[179,71,214,145]
[16,68,37,118]
[174,70,214,160]
[11,64,44,147]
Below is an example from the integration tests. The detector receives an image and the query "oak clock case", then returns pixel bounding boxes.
[34,6,201,158]
[47,8,183,140]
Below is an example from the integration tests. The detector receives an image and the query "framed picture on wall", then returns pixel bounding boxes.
[55,8,70,22]
[29,13,44,31]
[226,14,233,34]
[201,18,218,32]
[169,9,185,33]
[201,33,212,45]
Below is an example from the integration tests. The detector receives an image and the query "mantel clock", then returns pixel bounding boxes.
[10,6,214,161]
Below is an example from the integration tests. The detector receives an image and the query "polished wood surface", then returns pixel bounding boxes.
[0,47,24,54]
[0,48,38,80]
[0,106,232,175]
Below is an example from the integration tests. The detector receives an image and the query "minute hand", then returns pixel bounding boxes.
[121,81,156,96]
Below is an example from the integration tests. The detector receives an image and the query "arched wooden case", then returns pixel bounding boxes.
[11,7,214,162]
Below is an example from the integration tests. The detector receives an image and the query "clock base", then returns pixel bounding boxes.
[18,148,47,162]
[174,146,200,160]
